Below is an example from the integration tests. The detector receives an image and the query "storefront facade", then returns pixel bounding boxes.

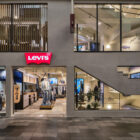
[1,0,140,117]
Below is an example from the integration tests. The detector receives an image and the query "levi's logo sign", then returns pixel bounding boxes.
[25,53,52,64]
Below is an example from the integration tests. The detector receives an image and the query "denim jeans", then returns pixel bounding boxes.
[42,90,51,105]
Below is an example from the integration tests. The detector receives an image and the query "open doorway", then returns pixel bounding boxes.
[13,66,67,117]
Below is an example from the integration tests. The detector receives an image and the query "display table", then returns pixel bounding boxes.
[40,101,55,110]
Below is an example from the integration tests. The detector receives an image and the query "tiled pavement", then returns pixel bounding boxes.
[0,117,140,140]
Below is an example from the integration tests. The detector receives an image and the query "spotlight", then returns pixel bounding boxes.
[98,22,102,25]
[107,104,112,110]
[14,16,18,19]
[106,44,111,49]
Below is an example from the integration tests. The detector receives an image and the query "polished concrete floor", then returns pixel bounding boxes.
[14,98,66,118]
[0,117,140,140]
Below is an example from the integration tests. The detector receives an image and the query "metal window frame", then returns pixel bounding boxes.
[74,2,140,52]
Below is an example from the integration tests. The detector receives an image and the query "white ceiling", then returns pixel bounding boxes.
[75,4,140,44]
[18,67,66,78]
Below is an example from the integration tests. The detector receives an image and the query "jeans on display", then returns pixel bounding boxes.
[42,90,51,106]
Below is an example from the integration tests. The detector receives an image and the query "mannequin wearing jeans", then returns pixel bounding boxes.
[41,77,51,106]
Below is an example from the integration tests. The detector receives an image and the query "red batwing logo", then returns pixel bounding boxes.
[25,53,52,64]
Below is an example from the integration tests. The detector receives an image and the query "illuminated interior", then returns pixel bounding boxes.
[74,4,140,52]
[0,67,6,115]
[117,66,140,79]
[13,67,66,117]
[75,67,140,110]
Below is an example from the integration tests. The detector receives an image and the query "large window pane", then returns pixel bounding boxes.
[0,5,11,52]
[12,4,48,52]
[74,67,120,110]
[75,67,140,110]
[98,4,120,51]
[74,5,97,52]
[122,5,140,51]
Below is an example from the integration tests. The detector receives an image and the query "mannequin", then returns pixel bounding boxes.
[41,73,51,106]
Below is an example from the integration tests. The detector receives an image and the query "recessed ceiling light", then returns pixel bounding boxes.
[98,22,102,25]
[14,16,18,19]
[106,44,111,49]
[107,104,112,110]
[108,5,113,9]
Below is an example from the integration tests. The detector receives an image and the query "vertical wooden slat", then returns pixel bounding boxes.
[1,4,3,51]
[30,4,32,52]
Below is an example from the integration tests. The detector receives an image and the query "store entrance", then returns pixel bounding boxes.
[13,66,67,117]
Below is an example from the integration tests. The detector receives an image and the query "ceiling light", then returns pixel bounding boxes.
[128,5,132,8]
[107,104,112,110]
[108,5,113,9]
[106,44,111,49]
[14,16,18,19]
[123,13,127,16]
[98,22,102,25]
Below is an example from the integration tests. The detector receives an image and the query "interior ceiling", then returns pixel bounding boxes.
[75,68,96,81]
[18,67,66,78]
[75,4,140,41]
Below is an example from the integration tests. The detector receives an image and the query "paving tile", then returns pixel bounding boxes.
[130,133,140,138]
[110,137,138,140]
[0,117,140,140]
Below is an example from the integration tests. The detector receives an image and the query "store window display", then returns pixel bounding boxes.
[13,67,67,116]
[40,73,54,108]
[75,67,140,110]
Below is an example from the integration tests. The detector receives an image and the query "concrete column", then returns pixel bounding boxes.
[66,66,75,117]
[6,66,13,117]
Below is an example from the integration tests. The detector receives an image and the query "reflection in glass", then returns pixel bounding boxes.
[122,5,140,51]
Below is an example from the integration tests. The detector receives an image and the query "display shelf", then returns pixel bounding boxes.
[23,73,37,84]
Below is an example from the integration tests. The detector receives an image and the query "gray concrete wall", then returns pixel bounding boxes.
[1,0,140,117]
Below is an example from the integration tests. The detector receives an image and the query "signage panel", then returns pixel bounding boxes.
[25,53,52,64]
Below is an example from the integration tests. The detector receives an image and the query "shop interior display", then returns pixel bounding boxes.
[74,4,140,51]
[75,67,140,110]
[117,66,140,79]
[40,74,55,109]
[14,67,66,112]
[0,69,6,114]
